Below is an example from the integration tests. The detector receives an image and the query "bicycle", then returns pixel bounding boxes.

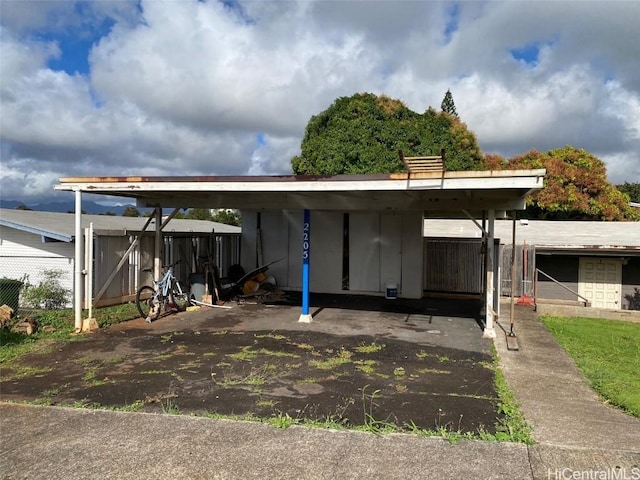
[136,263,190,323]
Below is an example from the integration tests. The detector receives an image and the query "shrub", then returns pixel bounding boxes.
[22,270,71,310]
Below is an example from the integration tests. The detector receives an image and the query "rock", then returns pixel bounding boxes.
[11,317,38,335]
[0,305,14,327]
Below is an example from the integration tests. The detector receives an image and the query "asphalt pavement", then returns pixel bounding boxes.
[1,302,639,479]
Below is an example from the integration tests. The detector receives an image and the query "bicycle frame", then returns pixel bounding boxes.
[153,268,174,299]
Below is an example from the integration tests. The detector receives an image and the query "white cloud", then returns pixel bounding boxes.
[1,0,639,204]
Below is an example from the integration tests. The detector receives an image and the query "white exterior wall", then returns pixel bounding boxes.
[399,211,424,298]
[350,213,381,292]
[240,210,424,298]
[0,226,75,301]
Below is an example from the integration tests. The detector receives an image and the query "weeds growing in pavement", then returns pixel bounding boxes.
[490,347,534,444]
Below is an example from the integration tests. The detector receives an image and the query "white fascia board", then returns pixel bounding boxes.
[54,170,545,194]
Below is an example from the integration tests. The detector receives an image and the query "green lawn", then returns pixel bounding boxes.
[1,303,140,364]
[541,316,640,418]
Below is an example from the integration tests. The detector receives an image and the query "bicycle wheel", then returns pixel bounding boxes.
[136,286,161,321]
[170,281,190,312]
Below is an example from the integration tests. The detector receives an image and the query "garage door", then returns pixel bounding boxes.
[578,258,622,309]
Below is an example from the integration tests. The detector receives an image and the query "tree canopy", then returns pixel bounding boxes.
[291,93,484,175]
[174,208,241,226]
[505,146,638,221]
[211,209,241,226]
[122,206,140,217]
[617,182,640,203]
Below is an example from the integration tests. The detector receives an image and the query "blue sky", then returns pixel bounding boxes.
[1,0,639,204]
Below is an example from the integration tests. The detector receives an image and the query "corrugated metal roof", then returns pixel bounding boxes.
[424,219,640,249]
[0,208,240,242]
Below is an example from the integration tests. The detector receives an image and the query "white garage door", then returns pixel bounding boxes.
[578,258,622,309]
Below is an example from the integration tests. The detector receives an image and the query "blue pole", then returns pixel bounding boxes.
[299,209,311,322]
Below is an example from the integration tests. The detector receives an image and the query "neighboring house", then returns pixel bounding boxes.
[423,219,640,310]
[0,209,240,308]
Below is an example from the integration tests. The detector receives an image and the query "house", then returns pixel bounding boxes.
[54,169,545,335]
[423,219,640,311]
[0,208,241,309]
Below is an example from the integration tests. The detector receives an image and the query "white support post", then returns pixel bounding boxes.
[483,209,497,339]
[81,222,98,332]
[74,189,83,332]
[154,207,162,281]
[87,222,94,319]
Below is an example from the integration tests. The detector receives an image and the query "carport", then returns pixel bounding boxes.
[55,169,545,336]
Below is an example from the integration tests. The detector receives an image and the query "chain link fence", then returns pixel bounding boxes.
[1,256,74,313]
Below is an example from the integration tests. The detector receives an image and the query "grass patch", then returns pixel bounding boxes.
[354,359,378,375]
[353,342,385,354]
[161,399,181,415]
[309,352,351,370]
[2,365,52,380]
[417,368,451,375]
[227,346,300,361]
[542,316,640,417]
[0,303,141,365]
[214,365,277,389]
[254,333,288,341]
[113,400,145,412]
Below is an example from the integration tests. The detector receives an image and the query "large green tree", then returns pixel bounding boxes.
[291,93,484,175]
[506,146,637,221]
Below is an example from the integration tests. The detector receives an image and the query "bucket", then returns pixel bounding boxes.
[189,273,205,301]
[385,283,398,300]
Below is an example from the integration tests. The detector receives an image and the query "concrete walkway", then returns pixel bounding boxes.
[1,303,639,479]
[495,304,640,451]
[493,304,640,479]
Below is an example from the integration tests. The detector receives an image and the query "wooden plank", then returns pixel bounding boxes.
[398,150,445,174]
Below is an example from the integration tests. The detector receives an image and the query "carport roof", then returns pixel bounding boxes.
[55,170,546,213]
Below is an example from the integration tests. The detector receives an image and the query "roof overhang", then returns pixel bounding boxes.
[55,169,546,214]
[0,218,73,242]
[536,245,640,257]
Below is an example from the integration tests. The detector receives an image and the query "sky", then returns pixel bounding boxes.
[1,0,639,205]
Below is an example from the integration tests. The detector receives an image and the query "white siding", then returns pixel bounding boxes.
[261,211,291,286]
[400,211,424,299]
[0,226,75,303]
[240,209,425,298]
[286,211,303,289]
[0,227,73,258]
[309,211,343,294]
[349,213,381,292]
[380,212,403,294]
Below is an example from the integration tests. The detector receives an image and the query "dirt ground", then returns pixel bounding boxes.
[0,298,498,433]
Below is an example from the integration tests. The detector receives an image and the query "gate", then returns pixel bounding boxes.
[500,243,536,297]
[423,238,484,294]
